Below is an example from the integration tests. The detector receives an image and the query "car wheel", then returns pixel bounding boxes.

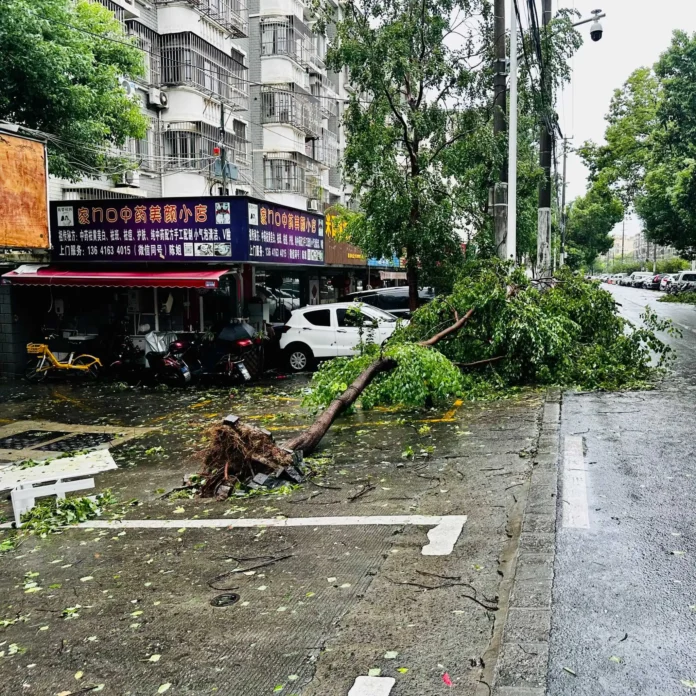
[286,344,313,373]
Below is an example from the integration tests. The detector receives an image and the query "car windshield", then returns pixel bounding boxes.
[356,304,400,322]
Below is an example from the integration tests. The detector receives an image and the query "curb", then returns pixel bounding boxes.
[490,388,561,696]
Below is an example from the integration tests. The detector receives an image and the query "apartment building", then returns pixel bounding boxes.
[632,230,677,263]
[49,0,347,212]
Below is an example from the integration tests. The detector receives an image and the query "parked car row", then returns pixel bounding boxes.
[602,271,696,292]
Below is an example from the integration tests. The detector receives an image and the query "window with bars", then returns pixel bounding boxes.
[231,120,249,165]
[260,18,307,65]
[261,87,320,136]
[163,121,248,172]
[126,21,161,85]
[264,158,306,194]
[121,117,158,171]
[160,33,248,111]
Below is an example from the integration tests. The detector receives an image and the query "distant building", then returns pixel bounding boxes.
[48,0,350,213]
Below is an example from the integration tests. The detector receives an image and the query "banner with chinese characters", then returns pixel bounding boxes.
[247,201,324,265]
[49,197,325,266]
[324,212,366,266]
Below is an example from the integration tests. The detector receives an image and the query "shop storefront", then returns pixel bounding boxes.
[1,196,327,376]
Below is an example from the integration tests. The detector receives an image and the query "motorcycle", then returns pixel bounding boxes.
[107,335,147,382]
[145,322,263,387]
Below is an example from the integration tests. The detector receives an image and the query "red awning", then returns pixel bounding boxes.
[1,266,230,289]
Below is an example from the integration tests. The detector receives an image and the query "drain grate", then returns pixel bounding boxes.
[0,430,68,450]
[41,432,115,452]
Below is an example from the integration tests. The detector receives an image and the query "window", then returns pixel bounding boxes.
[378,293,409,312]
[337,308,366,327]
[304,309,331,327]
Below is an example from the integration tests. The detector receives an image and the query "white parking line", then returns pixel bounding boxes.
[562,436,590,529]
[348,676,395,696]
[75,514,468,556]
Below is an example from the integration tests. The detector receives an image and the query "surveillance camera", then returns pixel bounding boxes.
[590,19,603,41]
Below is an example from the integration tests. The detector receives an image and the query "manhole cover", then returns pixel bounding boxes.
[0,430,68,450]
[41,432,115,452]
[210,593,240,607]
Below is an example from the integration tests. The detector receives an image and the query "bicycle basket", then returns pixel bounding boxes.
[27,343,47,354]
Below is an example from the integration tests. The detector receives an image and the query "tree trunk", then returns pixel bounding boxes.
[407,264,419,313]
[282,357,397,456]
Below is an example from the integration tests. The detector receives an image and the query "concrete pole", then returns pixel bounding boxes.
[621,217,625,266]
[559,144,566,264]
[493,0,508,259]
[536,0,553,277]
[506,0,518,263]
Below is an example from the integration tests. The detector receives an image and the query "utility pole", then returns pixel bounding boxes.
[506,0,518,263]
[220,103,227,196]
[536,0,553,277]
[493,0,508,259]
[559,137,570,265]
[621,217,625,266]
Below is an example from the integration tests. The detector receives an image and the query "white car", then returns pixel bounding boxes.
[279,302,402,372]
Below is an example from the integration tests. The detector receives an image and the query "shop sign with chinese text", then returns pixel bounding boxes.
[50,197,324,266]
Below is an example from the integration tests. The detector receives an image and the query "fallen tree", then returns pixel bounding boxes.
[198,313,472,497]
[198,260,676,497]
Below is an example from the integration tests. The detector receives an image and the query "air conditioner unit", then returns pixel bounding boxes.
[119,77,138,98]
[308,199,319,211]
[148,88,169,109]
[126,170,141,188]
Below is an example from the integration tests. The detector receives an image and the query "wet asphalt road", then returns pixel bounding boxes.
[548,284,696,696]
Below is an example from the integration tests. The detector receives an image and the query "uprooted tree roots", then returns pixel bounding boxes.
[197,357,400,498]
[197,419,294,497]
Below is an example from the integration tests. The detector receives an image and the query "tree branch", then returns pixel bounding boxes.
[419,308,475,347]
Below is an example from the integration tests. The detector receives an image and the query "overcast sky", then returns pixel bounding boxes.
[545,0,696,237]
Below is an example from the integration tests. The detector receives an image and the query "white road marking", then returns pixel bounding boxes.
[562,436,590,529]
[348,676,395,696]
[72,514,467,556]
[422,515,467,555]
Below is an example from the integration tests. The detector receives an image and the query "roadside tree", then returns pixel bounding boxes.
[0,0,147,180]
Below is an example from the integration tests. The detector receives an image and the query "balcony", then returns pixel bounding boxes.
[162,120,249,174]
[160,32,249,112]
[155,0,248,38]
[260,16,311,67]
[264,152,319,196]
[310,75,338,118]
[261,85,321,138]
[315,128,338,168]
[121,116,160,172]
[126,22,161,86]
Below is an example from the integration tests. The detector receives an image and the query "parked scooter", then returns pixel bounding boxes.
[168,322,263,384]
[107,335,147,382]
[143,322,263,388]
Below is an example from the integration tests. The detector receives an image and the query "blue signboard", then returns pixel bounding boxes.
[50,196,324,265]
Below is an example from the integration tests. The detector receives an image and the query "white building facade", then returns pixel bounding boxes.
[49,0,349,212]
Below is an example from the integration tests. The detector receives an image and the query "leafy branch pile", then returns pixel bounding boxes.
[304,260,676,411]
[20,490,115,536]
[659,291,696,305]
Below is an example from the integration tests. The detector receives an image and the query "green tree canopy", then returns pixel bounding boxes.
[580,31,696,258]
[565,182,623,267]
[322,0,498,308]
[0,0,147,180]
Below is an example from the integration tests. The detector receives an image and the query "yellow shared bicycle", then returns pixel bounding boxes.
[25,341,102,382]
